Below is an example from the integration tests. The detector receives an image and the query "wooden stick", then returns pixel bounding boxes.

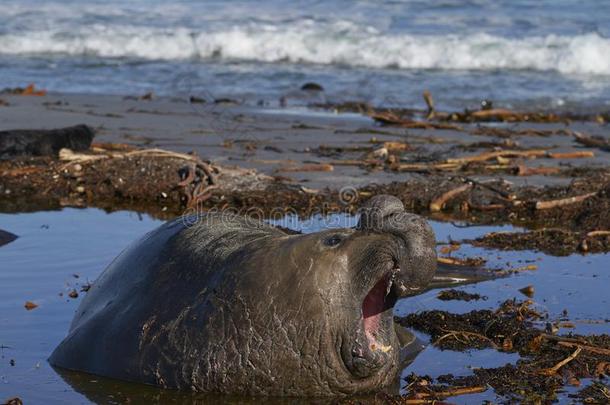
[572,131,610,151]
[396,163,460,172]
[418,386,488,398]
[435,330,498,349]
[370,112,460,130]
[278,163,334,172]
[505,264,538,273]
[556,341,610,356]
[548,151,594,159]
[516,165,560,176]
[437,256,485,266]
[430,183,473,212]
[535,192,597,210]
[469,108,521,120]
[538,347,582,376]
[125,148,201,162]
[423,90,435,119]
[586,230,610,238]
[446,149,547,164]
[2,166,45,176]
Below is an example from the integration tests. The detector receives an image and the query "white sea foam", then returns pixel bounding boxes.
[1,21,610,76]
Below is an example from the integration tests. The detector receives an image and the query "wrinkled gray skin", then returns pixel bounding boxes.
[49,195,436,396]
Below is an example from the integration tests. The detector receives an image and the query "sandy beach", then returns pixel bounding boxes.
[1,91,608,191]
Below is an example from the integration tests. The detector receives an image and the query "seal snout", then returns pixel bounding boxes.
[357,194,437,296]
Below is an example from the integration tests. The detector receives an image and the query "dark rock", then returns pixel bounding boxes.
[300,82,324,91]
[0,125,95,159]
[0,229,17,247]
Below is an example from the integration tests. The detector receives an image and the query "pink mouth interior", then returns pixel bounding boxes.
[362,276,389,346]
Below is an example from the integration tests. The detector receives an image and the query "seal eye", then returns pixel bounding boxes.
[324,235,343,247]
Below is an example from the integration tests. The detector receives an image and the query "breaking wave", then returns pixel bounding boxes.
[1,22,610,75]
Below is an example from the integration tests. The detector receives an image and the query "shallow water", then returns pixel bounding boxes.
[2,0,610,110]
[0,208,608,403]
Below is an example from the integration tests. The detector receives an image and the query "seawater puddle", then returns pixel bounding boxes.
[0,209,608,404]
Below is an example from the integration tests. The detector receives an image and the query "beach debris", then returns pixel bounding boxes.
[437,289,486,301]
[538,347,582,376]
[397,299,610,402]
[371,111,461,130]
[519,285,535,298]
[277,163,334,172]
[0,125,95,159]
[264,145,283,153]
[189,96,206,104]
[480,99,493,110]
[422,90,435,119]
[443,107,567,123]
[1,83,47,96]
[300,82,324,91]
[535,191,597,210]
[438,243,460,255]
[24,301,38,310]
[389,146,595,176]
[572,131,610,152]
[547,151,594,159]
[2,398,23,405]
[437,256,486,267]
[429,183,473,212]
[474,228,610,256]
[139,92,154,101]
[68,289,79,299]
[515,165,560,176]
[446,149,547,164]
[470,127,570,138]
[507,264,538,273]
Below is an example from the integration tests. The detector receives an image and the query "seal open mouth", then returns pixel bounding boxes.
[362,270,398,351]
[340,264,403,379]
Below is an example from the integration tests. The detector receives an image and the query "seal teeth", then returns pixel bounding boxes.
[385,278,393,296]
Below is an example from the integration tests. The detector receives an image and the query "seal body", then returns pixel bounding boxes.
[50,195,436,396]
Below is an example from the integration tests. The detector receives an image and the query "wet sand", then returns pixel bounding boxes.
[1,92,608,191]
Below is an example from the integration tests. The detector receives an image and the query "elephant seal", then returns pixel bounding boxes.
[49,195,436,396]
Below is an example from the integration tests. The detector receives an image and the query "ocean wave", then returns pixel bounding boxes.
[1,23,610,75]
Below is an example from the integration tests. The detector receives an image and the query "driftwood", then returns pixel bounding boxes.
[449,108,563,123]
[277,163,334,172]
[516,165,561,176]
[370,111,461,130]
[469,108,521,120]
[429,184,473,212]
[586,230,610,238]
[573,131,610,152]
[535,192,597,210]
[0,125,95,159]
[538,347,582,376]
[423,90,435,119]
[1,83,47,96]
[446,150,548,164]
[547,151,595,159]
